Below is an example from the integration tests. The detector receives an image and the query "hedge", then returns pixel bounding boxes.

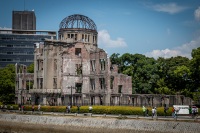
[0,104,199,116]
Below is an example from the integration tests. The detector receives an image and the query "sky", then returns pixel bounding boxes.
[0,0,200,59]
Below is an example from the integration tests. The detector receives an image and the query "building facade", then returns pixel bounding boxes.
[0,10,57,68]
[0,29,57,68]
[12,11,36,31]
[30,14,132,106]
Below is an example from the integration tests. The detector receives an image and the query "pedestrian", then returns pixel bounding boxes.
[67,105,71,113]
[146,108,149,117]
[142,106,146,117]
[189,106,192,117]
[172,107,175,118]
[173,107,179,118]
[38,104,41,111]
[192,106,197,118]
[77,105,80,114]
[154,107,157,117]
[89,105,93,113]
[66,105,68,113]
[32,105,34,112]
[164,104,168,117]
[18,104,21,111]
[152,107,155,118]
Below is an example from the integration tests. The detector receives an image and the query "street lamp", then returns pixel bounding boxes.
[67,86,75,107]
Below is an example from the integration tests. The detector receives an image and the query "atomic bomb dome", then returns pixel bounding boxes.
[23,13,132,107]
[59,14,97,31]
[58,14,98,48]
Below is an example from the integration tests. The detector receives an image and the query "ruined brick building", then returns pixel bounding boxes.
[15,14,193,107]
[30,14,132,106]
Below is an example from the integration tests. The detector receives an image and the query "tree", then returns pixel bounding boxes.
[110,53,122,72]
[155,78,171,94]
[109,48,199,101]
[190,47,200,102]
[173,65,191,94]
[0,64,15,102]
[110,53,160,94]
[110,53,121,65]
[160,56,190,95]
[27,63,34,73]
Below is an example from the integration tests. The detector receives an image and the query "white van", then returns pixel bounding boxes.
[173,105,189,115]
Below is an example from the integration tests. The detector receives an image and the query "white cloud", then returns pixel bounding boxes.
[148,3,188,14]
[194,7,200,21]
[98,30,127,48]
[145,37,200,59]
[0,27,11,29]
[0,27,12,34]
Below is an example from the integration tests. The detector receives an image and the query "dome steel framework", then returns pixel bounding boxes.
[59,14,97,31]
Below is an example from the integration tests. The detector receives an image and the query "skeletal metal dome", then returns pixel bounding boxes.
[59,14,97,31]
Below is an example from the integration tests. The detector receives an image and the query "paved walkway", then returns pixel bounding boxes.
[1,109,199,122]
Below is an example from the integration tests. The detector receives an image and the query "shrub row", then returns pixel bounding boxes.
[1,104,199,116]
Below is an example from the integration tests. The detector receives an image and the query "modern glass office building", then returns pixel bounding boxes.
[0,29,56,68]
[12,11,36,31]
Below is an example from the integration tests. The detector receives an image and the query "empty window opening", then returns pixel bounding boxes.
[75,48,81,56]
[37,78,43,89]
[100,59,106,70]
[118,85,122,93]
[88,35,90,42]
[76,64,82,75]
[75,34,77,41]
[37,60,43,70]
[90,79,95,90]
[26,80,33,90]
[110,76,114,89]
[71,34,74,39]
[82,34,84,41]
[99,78,105,89]
[53,78,57,89]
[68,34,70,38]
[75,83,82,93]
[37,60,40,70]
[93,36,97,43]
[85,34,87,42]
[90,60,96,71]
